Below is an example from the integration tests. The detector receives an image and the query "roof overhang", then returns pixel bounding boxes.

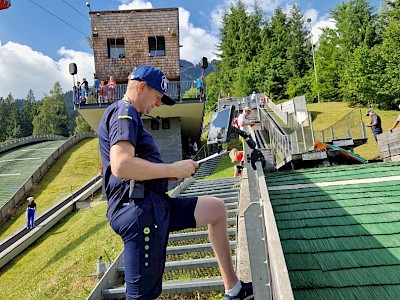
[77,100,205,139]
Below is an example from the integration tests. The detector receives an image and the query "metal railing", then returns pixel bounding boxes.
[77,80,202,107]
[259,109,300,159]
[243,126,294,299]
[313,108,366,143]
[91,80,200,102]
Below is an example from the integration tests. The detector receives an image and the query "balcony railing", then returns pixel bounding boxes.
[74,80,202,106]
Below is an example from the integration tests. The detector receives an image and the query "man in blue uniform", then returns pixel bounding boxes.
[98,65,253,300]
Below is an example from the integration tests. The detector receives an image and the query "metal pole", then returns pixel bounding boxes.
[307,18,320,103]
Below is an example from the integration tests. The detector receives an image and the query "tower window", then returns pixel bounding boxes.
[108,38,125,58]
[148,36,165,56]
[151,119,160,130]
[162,118,170,129]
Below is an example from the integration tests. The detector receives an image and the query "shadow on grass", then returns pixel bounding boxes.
[310,111,322,120]
[40,218,108,272]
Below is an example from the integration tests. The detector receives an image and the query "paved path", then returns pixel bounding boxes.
[0,140,66,210]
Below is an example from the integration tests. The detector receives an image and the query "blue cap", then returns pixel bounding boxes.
[366,109,373,116]
[130,65,175,105]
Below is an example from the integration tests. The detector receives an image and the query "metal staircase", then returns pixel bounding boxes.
[87,176,241,299]
[193,156,221,179]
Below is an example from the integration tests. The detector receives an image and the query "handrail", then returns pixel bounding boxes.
[191,143,208,161]
[260,109,299,160]
[242,125,294,299]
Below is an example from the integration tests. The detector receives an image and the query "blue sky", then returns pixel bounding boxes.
[0,0,380,99]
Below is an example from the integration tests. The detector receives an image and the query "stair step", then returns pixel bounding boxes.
[180,190,239,198]
[166,241,236,255]
[186,184,239,193]
[115,257,235,275]
[101,278,226,299]
[169,227,236,242]
[165,256,234,271]
[162,277,225,294]
[186,182,239,190]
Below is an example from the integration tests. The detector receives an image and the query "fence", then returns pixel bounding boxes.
[313,108,366,143]
[85,80,201,103]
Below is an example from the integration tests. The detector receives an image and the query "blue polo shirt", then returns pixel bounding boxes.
[98,100,167,219]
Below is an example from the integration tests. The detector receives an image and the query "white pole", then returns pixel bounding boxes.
[307,18,320,103]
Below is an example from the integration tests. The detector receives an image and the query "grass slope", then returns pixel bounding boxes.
[0,139,102,239]
[1,102,399,299]
[308,102,399,160]
[0,138,123,299]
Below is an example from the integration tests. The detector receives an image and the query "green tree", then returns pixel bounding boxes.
[205,72,222,112]
[1,93,22,141]
[0,97,6,142]
[33,82,70,136]
[313,27,343,101]
[328,0,379,103]
[216,0,262,97]
[74,115,92,134]
[285,4,313,99]
[379,0,400,108]
[20,90,37,137]
[342,45,386,106]
[330,0,377,53]
[260,6,291,100]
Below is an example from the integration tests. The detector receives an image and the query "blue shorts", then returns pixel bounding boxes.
[108,190,198,299]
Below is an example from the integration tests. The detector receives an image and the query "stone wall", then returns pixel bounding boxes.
[142,117,182,163]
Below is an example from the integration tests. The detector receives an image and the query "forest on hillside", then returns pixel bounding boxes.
[1,0,399,142]
[205,0,400,111]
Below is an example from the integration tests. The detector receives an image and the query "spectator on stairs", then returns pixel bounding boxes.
[238,107,254,130]
[229,148,244,177]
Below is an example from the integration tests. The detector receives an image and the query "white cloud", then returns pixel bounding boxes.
[0,0,337,100]
[304,9,336,44]
[118,1,220,64]
[118,0,153,10]
[178,8,219,64]
[0,42,94,99]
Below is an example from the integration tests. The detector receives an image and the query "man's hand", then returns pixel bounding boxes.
[170,160,199,180]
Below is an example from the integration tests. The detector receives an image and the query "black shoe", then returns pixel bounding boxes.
[223,281,254,300]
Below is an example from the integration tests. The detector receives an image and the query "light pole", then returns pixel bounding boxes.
[307,18,320,102]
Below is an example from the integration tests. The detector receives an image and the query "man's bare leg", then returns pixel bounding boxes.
[194,196,238,290]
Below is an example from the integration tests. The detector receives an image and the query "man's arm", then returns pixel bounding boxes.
[110,140,198,181]
[389,120,400,132]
